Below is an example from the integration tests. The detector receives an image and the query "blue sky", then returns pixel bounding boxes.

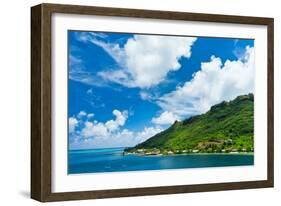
[68,30,254,150]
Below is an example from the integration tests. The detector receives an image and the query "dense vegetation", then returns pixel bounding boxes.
[125,94,254,155]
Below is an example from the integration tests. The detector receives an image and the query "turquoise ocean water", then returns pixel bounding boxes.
[68,147,254,174]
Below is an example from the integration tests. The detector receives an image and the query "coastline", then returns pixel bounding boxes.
[124,151,254,157]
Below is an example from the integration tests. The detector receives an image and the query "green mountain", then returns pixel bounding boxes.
[125,93,254,155]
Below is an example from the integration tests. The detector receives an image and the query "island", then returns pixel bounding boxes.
[124,93,254,156]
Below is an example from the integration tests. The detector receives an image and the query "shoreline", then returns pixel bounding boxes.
[124,152,254,157]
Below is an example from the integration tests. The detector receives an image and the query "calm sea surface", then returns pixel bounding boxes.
[68,148,254,174]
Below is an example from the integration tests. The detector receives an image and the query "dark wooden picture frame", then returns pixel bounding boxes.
[31,3,274,202]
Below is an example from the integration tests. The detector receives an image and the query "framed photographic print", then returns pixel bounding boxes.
[31,3,274,202]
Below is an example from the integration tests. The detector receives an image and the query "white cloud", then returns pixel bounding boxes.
[139,91,155,101]
[81,33,196,88]
[157,46,255,118]
[87,113,94,119]
[69,71,108,87]
[77,110,87,118]
[88,32,108,39]
[81,121,108,138]
[152,111,179,125]
[105,110,128,132]
[69,117,78,133]
[81,109,128,137]
[134,126,163,143]
[69,110,163,150]
[75,32,90,43]
[75,32,107,42]
[115,129,134,139]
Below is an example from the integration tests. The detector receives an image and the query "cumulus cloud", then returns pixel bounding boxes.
[156,46,255,118]
[152,111,179,125]
[105,110,128,132]
[69,117,78,133]
[134,126,163,143]
[81,121,108,138]
[77,32,197,88]
[69,109,162,149]
[81,110,128,138]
